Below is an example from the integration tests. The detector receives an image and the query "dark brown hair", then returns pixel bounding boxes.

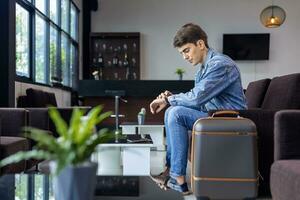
[173,23,209,48]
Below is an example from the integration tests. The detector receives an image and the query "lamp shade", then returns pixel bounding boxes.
[260,5,286,28]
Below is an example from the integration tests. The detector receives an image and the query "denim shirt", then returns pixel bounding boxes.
[168,48,247,112]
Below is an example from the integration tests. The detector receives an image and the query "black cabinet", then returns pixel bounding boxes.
[88,32,140,80]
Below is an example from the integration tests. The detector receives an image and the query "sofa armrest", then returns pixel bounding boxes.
[274,110,300,161]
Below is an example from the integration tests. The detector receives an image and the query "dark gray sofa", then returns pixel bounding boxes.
[0,108,29,173]
[0,107,91,174]
[17,88,57,107]
[239,73,300,196]
[270,110,300,200]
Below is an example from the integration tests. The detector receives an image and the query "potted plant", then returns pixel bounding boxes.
[0,106,112,200]
[175,68,185,80]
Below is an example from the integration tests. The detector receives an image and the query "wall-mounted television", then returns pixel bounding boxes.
[223,33,270,60]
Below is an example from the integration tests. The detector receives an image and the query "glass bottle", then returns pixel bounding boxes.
[112,52,118,66]
[97,53,104,67]
[124,53,130,80]
[123,53,129,68]
[97,53,104,80]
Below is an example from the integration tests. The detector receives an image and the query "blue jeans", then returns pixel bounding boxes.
[164,106,208,178]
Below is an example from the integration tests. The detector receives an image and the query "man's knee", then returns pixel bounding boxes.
[167,106,186,122]
[164,106,175,119]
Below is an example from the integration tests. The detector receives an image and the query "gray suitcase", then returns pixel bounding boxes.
[191,111,258,200]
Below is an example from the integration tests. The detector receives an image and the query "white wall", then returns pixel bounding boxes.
[91,0,300,88]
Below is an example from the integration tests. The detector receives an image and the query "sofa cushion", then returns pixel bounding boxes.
[26,108,50,148]
[47,92,57,106]
[271,160,300,200]
[26,88,48,107]
[17,95,30,107]
[0,108,27,137]
[245,78,271,108]
[262,73,300,109]
[0,136,29,173]
[274,110,300,161]
[25,88,58,107]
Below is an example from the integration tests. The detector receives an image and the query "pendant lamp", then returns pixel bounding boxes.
[260,1,286,28]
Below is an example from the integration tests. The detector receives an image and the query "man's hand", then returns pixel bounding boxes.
[150,98,168,114]
[156,90,173,99]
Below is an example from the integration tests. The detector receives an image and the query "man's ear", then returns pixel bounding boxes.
[196,40,205,48]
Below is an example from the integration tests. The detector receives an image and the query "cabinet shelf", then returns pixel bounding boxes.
[88,32,140,81]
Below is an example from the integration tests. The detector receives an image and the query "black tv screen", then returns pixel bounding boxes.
[223,34,270,60]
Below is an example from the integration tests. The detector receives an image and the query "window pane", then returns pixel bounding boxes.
[61,0,70,32]
[34,175,43,200]
[35,15,47,83]
[70,4,78,40]
[16,3,30,77]
[15,174,28,200]
[35,0,46,14]
[50,0,58,24]
[50,26,58,83]
[61,34,70,86]
[70,44,77,88]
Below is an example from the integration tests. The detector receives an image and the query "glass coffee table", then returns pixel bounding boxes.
[120,122,165,150]
[92,134,154,176]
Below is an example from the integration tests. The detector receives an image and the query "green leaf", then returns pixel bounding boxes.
[24,127,61,153]
[1,106,113,175]
[48,107,68,138]
[96,111,112,125]
[76,106,102,144]
[76,129,113,164]
[0,150,53,168]
[69,108,84,142]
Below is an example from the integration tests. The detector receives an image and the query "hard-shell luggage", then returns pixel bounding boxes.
[191,111,258,200]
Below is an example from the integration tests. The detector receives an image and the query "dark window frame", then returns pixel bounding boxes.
[15,0,79,89]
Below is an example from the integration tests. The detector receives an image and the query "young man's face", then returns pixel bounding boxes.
[177,40,207,66]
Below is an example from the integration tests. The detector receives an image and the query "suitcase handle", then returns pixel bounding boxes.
[211,110,240,118]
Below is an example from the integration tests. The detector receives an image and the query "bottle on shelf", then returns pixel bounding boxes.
[133,72,137,80]
[92,70,99,80]
[112,52,119,66]
[124,53,131,80]
[123,53,129,68]
[133,42,137,52]
[132,57,136,67]
[118,60,123,67]
[102,43,107,52]
[114,72,119,80]
[97,53,104,67]
[92,57,97,66]
[109,45,113,53]
[125,67,131,80]
[107,60,112,67]
[97,53,104,80]
[94,42,99,51]
[123,43,128,52]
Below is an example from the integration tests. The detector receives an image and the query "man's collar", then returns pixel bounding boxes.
[201,48,213,68]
